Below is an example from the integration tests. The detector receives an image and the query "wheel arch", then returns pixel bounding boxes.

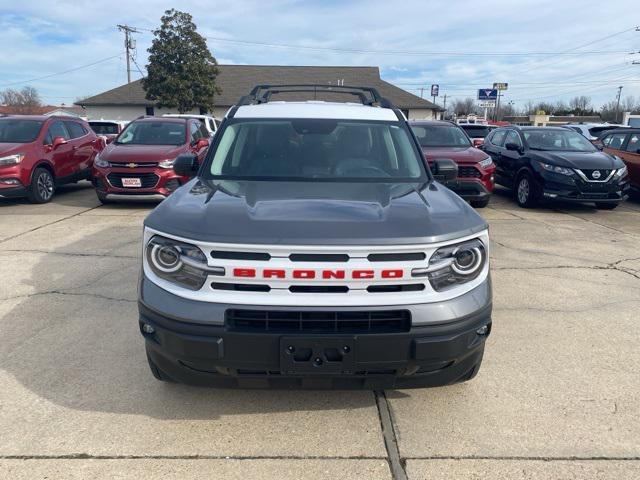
[29,161,56,184]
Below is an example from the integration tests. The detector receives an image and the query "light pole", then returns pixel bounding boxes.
[614,86,623,123]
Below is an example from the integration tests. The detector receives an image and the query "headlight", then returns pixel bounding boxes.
[158,159,175,169]
[418,238,487,292]
[614,165,628,178]
[0,154,24,166]
[539,162,573,176]
[478,157,493,169]
[94,154,110,168]
[146,235,223,290]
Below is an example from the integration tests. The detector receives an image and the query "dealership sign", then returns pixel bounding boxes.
[431,84,439,97]
[493,82,508,91]
[478,89,498,101]
[478,101,497,108]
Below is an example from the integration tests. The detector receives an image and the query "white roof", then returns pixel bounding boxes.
[233,101,398,121]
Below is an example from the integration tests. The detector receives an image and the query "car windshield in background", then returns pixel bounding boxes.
[0,119,43,143]
[116,121,185,145]
[460,125,490,138]
[207,119,425,182]
[524,129,596,152]
[90,122,120,135]
[411,125,471,147]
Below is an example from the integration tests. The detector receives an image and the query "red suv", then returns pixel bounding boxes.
[0,115,102,203]
[410,120,496,208]
[92,116,210,203]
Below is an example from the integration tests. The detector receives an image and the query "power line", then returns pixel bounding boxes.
[128,25,635,57]
[0,54,123,87]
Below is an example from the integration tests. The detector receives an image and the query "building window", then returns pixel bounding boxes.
[145,106,155,116]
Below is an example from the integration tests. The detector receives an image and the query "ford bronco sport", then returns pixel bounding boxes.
[138,85,492,389]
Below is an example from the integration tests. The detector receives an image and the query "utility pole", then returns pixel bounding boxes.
[615,86,623,123]
[443,94,447,117]
[117,24,139,83]
[419,87,424,99]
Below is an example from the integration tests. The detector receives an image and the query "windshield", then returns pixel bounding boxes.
[459,125,490,138]
[410,124,471,147]
[90,122,120,135]
[206,119,426,182]
[524,129,597,152]
[0,119,43,143]
[116,121,185,146]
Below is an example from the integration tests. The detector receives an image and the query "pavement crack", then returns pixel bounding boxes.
[403,455,640,461]
[0,204,103,244]
[0,454,386,461]
[374,390,407,480]
[0,290,135,303]
[0,249,137,259]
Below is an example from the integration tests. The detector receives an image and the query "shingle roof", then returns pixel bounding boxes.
[76,65,441,110]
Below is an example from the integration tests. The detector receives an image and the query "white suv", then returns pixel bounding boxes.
[162,114,219,137]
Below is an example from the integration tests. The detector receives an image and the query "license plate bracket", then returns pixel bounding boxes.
[122,177,142,188]
[280,337,355,374]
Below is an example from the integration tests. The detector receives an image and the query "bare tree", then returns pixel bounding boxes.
[569,96,592,115]
[0,86,43,114]
[600,95,639,122]
[451,97,477,116]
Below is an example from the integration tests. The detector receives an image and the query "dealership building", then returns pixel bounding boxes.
[75,65,443,121]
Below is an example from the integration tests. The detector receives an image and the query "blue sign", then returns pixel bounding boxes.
[478,89,498,101]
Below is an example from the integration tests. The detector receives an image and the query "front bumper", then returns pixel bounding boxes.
[443,178,491,201]
[92,166,185,197]
[0,185,27,198]
[534,169,629,205]
[138,275,493,388]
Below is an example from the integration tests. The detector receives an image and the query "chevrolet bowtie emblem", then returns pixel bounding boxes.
[126,163,138,168]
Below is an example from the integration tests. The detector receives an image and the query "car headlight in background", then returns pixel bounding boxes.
[539,162,573,176]
[478,157,493,169]
[146,235,224,290]
[94,154,110,168]
[0,154,24,166]
[614,165,628,178]
[412,238,487,292]
[158,159,175,169]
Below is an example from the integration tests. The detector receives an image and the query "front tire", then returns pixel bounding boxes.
[595,202,618,210]
[515,171,539,208]
[470,198,490,208]
[27,167,55,204]
[96,191,113,204]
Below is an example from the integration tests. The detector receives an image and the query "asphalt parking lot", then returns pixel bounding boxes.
[1,183,639,479]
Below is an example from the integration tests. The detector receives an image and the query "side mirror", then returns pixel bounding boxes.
[174,153,199,177]
[432,158,458,182]
[195,138,209,150]
[52,136,67,149]
[472,138,484,148]
[595,144,604,151]
[505,142,521,152]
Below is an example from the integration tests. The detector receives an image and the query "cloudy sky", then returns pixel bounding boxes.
[1,0,638,111]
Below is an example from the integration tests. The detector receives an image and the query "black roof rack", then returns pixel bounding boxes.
[236,84,395,109]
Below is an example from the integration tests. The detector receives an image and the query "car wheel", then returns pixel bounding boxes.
[595,202,618,210]
[27,167,55,204]
[470,198,490,208]
[96,191,113,204]
[515,171,539,208]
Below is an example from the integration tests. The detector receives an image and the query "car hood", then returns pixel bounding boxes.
[420,146,488,164]
[0,143,29,156]
[144,179,487,246]
[530,150,623,170]
[101,144,185,163]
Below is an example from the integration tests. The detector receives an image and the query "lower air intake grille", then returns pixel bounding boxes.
[458,166,482,178]
[225,309,411,334]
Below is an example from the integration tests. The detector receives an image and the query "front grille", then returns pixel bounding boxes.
[458,166,482,178]
[577,169,613,182]
[226,309,411,333]
[111,162,158,168]
[107,172,159,188]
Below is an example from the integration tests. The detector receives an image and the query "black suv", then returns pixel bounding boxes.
[482,126,629,209]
